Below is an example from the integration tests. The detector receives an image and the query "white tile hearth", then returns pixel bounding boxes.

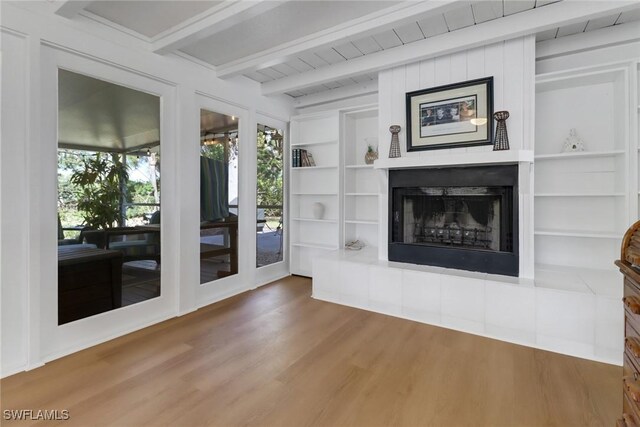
[312,248,624,365]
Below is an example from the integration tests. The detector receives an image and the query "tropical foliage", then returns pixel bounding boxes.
[69,152,129,229]
[256,130,283,217]
[58,149,159,230]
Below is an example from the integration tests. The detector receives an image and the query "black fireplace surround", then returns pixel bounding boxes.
[389,164,519,276]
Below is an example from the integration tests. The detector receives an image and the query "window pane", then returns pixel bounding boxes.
[256,124,284,268]
[200,109,239,283]
[57,70,161,325]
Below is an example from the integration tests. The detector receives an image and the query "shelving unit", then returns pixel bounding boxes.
[289,111,340,276]
[342,107,379,249]
[534,66,630,270]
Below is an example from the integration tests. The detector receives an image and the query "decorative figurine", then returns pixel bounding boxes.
[389,125,401,158]
[562,128,585,152]
[493,111,510,151]
[312,202,325,220]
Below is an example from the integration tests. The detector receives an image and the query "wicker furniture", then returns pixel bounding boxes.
[617,219,640,426]
[58,246,123,325]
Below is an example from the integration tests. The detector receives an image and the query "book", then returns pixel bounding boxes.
[306,151,316,167]
[293,148,299,167]
[301,149,309,167]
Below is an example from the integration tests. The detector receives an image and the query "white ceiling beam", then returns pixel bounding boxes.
[536,20,640,60]
[152,1,287,55]
[293,80,378,109]
[216,0,468,79]
[262,1,639,96]
[53,0,92,19]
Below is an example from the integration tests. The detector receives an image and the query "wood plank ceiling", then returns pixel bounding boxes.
[52,0,640,100]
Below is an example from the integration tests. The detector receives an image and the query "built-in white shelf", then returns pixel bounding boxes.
[534,229,621,239]
[291,139,337,147]
[345,164,375,169]
[534,150,625,160]
[345,192,378,196]
[345,220,378,225]
[291,242,338,250]
[290,112,341,277]
[291,218,337,223]
[291,192,338,196]
[534,192,626,197]
[374,150,534,169]
[291,165,338,170]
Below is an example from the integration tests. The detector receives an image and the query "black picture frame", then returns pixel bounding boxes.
[405,77,494,151]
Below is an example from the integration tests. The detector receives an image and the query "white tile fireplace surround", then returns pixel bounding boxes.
[312,150,623,365]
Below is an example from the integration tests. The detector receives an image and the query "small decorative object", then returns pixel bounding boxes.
[365,145,378,164]
[312,202,325,220]
[406,77,493,151]
[493,110,510,151]
[389,125,401,158]
[562,128,585,152]
[364,137,378,165]
[344,240,364,251]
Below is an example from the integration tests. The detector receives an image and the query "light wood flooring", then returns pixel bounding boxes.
[1,276,621,426]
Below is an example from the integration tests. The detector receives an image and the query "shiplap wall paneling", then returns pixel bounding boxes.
[378,37,533,161]
[376,36,535,275]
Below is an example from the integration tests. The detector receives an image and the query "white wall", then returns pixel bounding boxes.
[0,3,294,377]
[376,36,536,277]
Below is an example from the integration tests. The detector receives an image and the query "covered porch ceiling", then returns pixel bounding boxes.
[58,69,161,153]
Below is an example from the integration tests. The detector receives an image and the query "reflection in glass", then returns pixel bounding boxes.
[57,70,161,325]
[256,124,284,268]
[200,109,239,283]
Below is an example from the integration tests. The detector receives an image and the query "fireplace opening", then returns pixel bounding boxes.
[389,165,518,276]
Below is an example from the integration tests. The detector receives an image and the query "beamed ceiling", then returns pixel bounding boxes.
[44,0,640,101]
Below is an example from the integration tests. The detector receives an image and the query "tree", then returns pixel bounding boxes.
[70,153,129,229]
[256,130,283,217]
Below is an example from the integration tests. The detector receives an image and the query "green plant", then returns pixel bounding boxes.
[70,153,129,229]
[367,144,376,153]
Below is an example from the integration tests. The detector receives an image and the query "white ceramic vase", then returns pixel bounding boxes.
[312,202,325,220]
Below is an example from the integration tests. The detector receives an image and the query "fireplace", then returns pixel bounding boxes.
[389,164,518,276]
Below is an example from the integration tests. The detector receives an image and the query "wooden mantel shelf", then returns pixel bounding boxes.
[373,150,534,170]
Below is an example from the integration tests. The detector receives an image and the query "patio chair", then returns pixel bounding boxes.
[58,216,91,246]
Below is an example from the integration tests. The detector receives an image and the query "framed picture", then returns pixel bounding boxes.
[406,77,493,151]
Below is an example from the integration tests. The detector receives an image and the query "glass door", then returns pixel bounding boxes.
[199,109,239,284]
[256,124,284,268]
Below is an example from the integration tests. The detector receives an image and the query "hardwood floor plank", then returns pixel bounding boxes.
[0,276,621,426]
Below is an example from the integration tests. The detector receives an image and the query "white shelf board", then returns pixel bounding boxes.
[345,192,378,196]
[291,242,338,250]
[534,150,625,160]
[345,220,378,225]
[345,164,375,169]
[291,192,338,196]
[374,150,533,169]
[534,229,621,239]
[291,165,337,170]
[534,193,626,197]
[291,218,337,223]
[291,139,337,147]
